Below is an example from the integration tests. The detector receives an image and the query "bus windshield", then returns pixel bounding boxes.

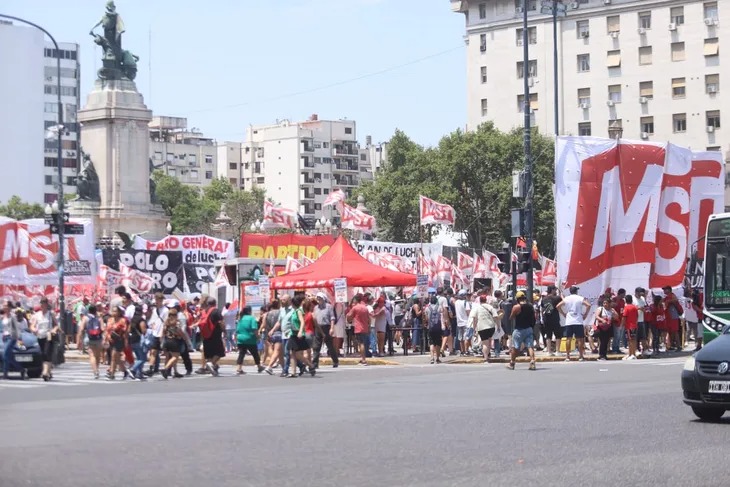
[705,239,730,308]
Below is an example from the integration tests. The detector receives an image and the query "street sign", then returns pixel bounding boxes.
[44,212,70,224]
[62,212,70,223]
[64,223,84,235]
[44,215,54,224]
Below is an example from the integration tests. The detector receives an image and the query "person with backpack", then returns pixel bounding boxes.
[469,294,502,362]
[76,305,103,379]
[104,305,129,380]
[127,304,148,380]
[198,297,225,376]
[425,296,444,364]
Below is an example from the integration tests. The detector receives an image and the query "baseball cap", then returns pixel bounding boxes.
[166,299,180,308]
[515,291,526,299]
[569,285,580,294]
[316,292,327,300]
[457,289,467,296]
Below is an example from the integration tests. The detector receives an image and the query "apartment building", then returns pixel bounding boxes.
[0,21,80,204]
[217,141,244,189]
[452,0,727,156]
[149,116,217,187]
[242,115,376,223]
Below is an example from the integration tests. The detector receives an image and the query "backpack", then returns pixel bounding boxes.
[86,315,102,339]
[427,304,441,332]
[199,308,216,340]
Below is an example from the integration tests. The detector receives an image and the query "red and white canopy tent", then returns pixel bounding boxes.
[269,236,417,289]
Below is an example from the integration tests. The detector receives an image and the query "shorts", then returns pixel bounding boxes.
[110,338,125,353]
[457,326,473,341]
[147,336,161,351]
[428,330,443,346]
[478,328,495,341]
[37,337,53,362]
[441,325,451,337]
[287,336,309,352]
[356,332,370,351]
[627,328,638,340]
[562,324,585,339]
[512,327,534,350]
[268,333,282,344]
[637,322,647,341]
[542,321,562,340]
[163,338,181,354]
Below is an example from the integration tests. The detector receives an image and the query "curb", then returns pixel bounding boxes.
[446,352,692,364]
[62,354,401,367]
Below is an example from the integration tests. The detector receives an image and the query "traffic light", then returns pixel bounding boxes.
[497,246,511,273]
[517,247,531,274]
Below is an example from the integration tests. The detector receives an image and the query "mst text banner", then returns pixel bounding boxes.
[0,217,96,285]
[555,137,724,301]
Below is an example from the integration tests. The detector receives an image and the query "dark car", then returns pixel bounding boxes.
[682,325,730,421]
[1,331,43,379]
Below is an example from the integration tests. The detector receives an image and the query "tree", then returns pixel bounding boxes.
[357,123,555,254]
[224,186,265,244]
[0,196,45,220]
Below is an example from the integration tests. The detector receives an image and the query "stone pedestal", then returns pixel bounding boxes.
[70,79,168,241]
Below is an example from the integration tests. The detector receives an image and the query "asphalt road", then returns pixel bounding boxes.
[0,359,727,487]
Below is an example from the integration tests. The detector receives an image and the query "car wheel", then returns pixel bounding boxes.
[691,406,726,422]
[26,368,42,379]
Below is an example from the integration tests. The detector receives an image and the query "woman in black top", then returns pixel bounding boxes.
[128,306,148,380]
[161,309,185,379]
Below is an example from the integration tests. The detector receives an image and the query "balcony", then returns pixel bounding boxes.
[300,188,315,200]
[301,143,314,152]
[302,158,315,168]
[300,173,314,185]
[333,162,359,172]
[334,176,357,187]
[333,145,357,156]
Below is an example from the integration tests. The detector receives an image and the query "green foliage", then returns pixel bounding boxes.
[0,196,46,220]
[358,123,555,254]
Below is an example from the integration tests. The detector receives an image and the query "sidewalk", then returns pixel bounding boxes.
[62,344,694,367]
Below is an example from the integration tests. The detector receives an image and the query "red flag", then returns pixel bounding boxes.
[516,237,527,248]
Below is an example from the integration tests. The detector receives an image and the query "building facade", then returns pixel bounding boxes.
[453,0,727,155]
[243,115,376,223]
[149,116,217,187]
[217,141,244,189]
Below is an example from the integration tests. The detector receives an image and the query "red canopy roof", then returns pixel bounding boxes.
[269,236,417,289]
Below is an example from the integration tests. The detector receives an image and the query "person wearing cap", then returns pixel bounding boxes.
[455,289,472,356]
[507,291,536,370]
[557,286,591,362]
[312,292,337,368]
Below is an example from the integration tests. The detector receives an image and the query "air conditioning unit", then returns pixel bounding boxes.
[709,86,718,93]
[581,31,590,38]
[704,18,714,26]
[580,102,590,109]
[610,31,619,39]
[516,7,524,13]
[480,44,487,52]
[669,23,677,31]
[528,77,535,87]
[641,132,649,140]
[707,125,715,133]
[606,100,615,107]
[638,27,646,35]
[639,96,648,104]
[570,2,579,9]
[603,0,611,4]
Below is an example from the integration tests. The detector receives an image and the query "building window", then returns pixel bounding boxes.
[322,142,329,148]
[44,194,56,204]
[314,188,322,195]
[670,6,685,25]
[479,2,486,19]
[480,66,487,83]
[44,102,58,113]
[153,151,162,160]
[65,176,77,186]
[577,54,590,72]
[673,114,687,133]
[229,178,237,185]
[671,42,685,62]
[205,171,213,179]
[704,2,719,21]
[516,60,537,78]
[324,188,330,195]
[706,74,720,93]
[639,81,654,99]
[638,11,652,29]
[707,146,721,152]
[640,116,655,135]
[205,154,213,164]
[704,38,719,57]
[360,153,367,161]
[576,20,589,39]
[707,110,721,129]
[578,88,591,107]
[44,157,55,167]
[638,46,652,65]
[168,168,176,177]
[515,0,537,11]
[480,34,487,52]
[344,127,352,134]
[517,93,539,112]
[608,84,622,103]
[606,15,620,34]
[256,177,265,184]
[229,162,237,170]
[515,26,537,46]
[62,158,76,168]
[44,175,54,185]
[480,98,488,116]
[254,161,261,173]
[187,154,196,164]
[166,153,173,163]
[608,119,623,135]
[672,78,686,98]
[578,122,592,136]
[190,170,199,179]
[606,50,621,68]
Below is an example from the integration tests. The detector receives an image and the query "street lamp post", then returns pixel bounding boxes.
[540,1,567,136]
[2,14,66,317]
[250,220,264,232]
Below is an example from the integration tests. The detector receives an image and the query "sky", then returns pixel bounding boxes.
[4,0,467,147]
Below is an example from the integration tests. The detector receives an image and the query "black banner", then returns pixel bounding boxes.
[102,249,184,295]
[183,264,216,295]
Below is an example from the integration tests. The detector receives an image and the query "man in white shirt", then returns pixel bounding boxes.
[557,286,591,361]
[455,290,472,356]
[633,287,650,356]
[144,292,168,376]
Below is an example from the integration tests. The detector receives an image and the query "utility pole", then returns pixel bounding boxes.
[521,0,534,299]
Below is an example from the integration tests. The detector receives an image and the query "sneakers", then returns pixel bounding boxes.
[236,369,245,375]
[309,367,316,377]
[265,367,274,375]
[257,365,266,374]
[506,362,515,370]
[528,361,536,371]
[206,362,218,377]
[430,359,435,365]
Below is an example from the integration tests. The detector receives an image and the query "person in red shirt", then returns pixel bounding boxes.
[649,295,666,354]
[621,295,639,360]
[611,288,627,354]
[347,294,371,366]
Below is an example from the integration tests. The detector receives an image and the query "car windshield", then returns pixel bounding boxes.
[705,239,730,309]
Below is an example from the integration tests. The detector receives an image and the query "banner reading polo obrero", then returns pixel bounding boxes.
[0,217,96,285]
[555,136,724,302]
[419,195,455,226]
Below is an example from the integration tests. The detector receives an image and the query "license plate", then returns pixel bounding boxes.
[15,355,33,363]
[708,381,730,393]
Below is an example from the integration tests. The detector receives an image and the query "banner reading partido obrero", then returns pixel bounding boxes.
[555,136,725,301]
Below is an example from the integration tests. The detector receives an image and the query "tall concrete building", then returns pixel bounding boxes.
[242,115,376,224]
[452,0,727,156]
[216,141,244,189]
[149,116,217,187]
[0,21,80,205]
